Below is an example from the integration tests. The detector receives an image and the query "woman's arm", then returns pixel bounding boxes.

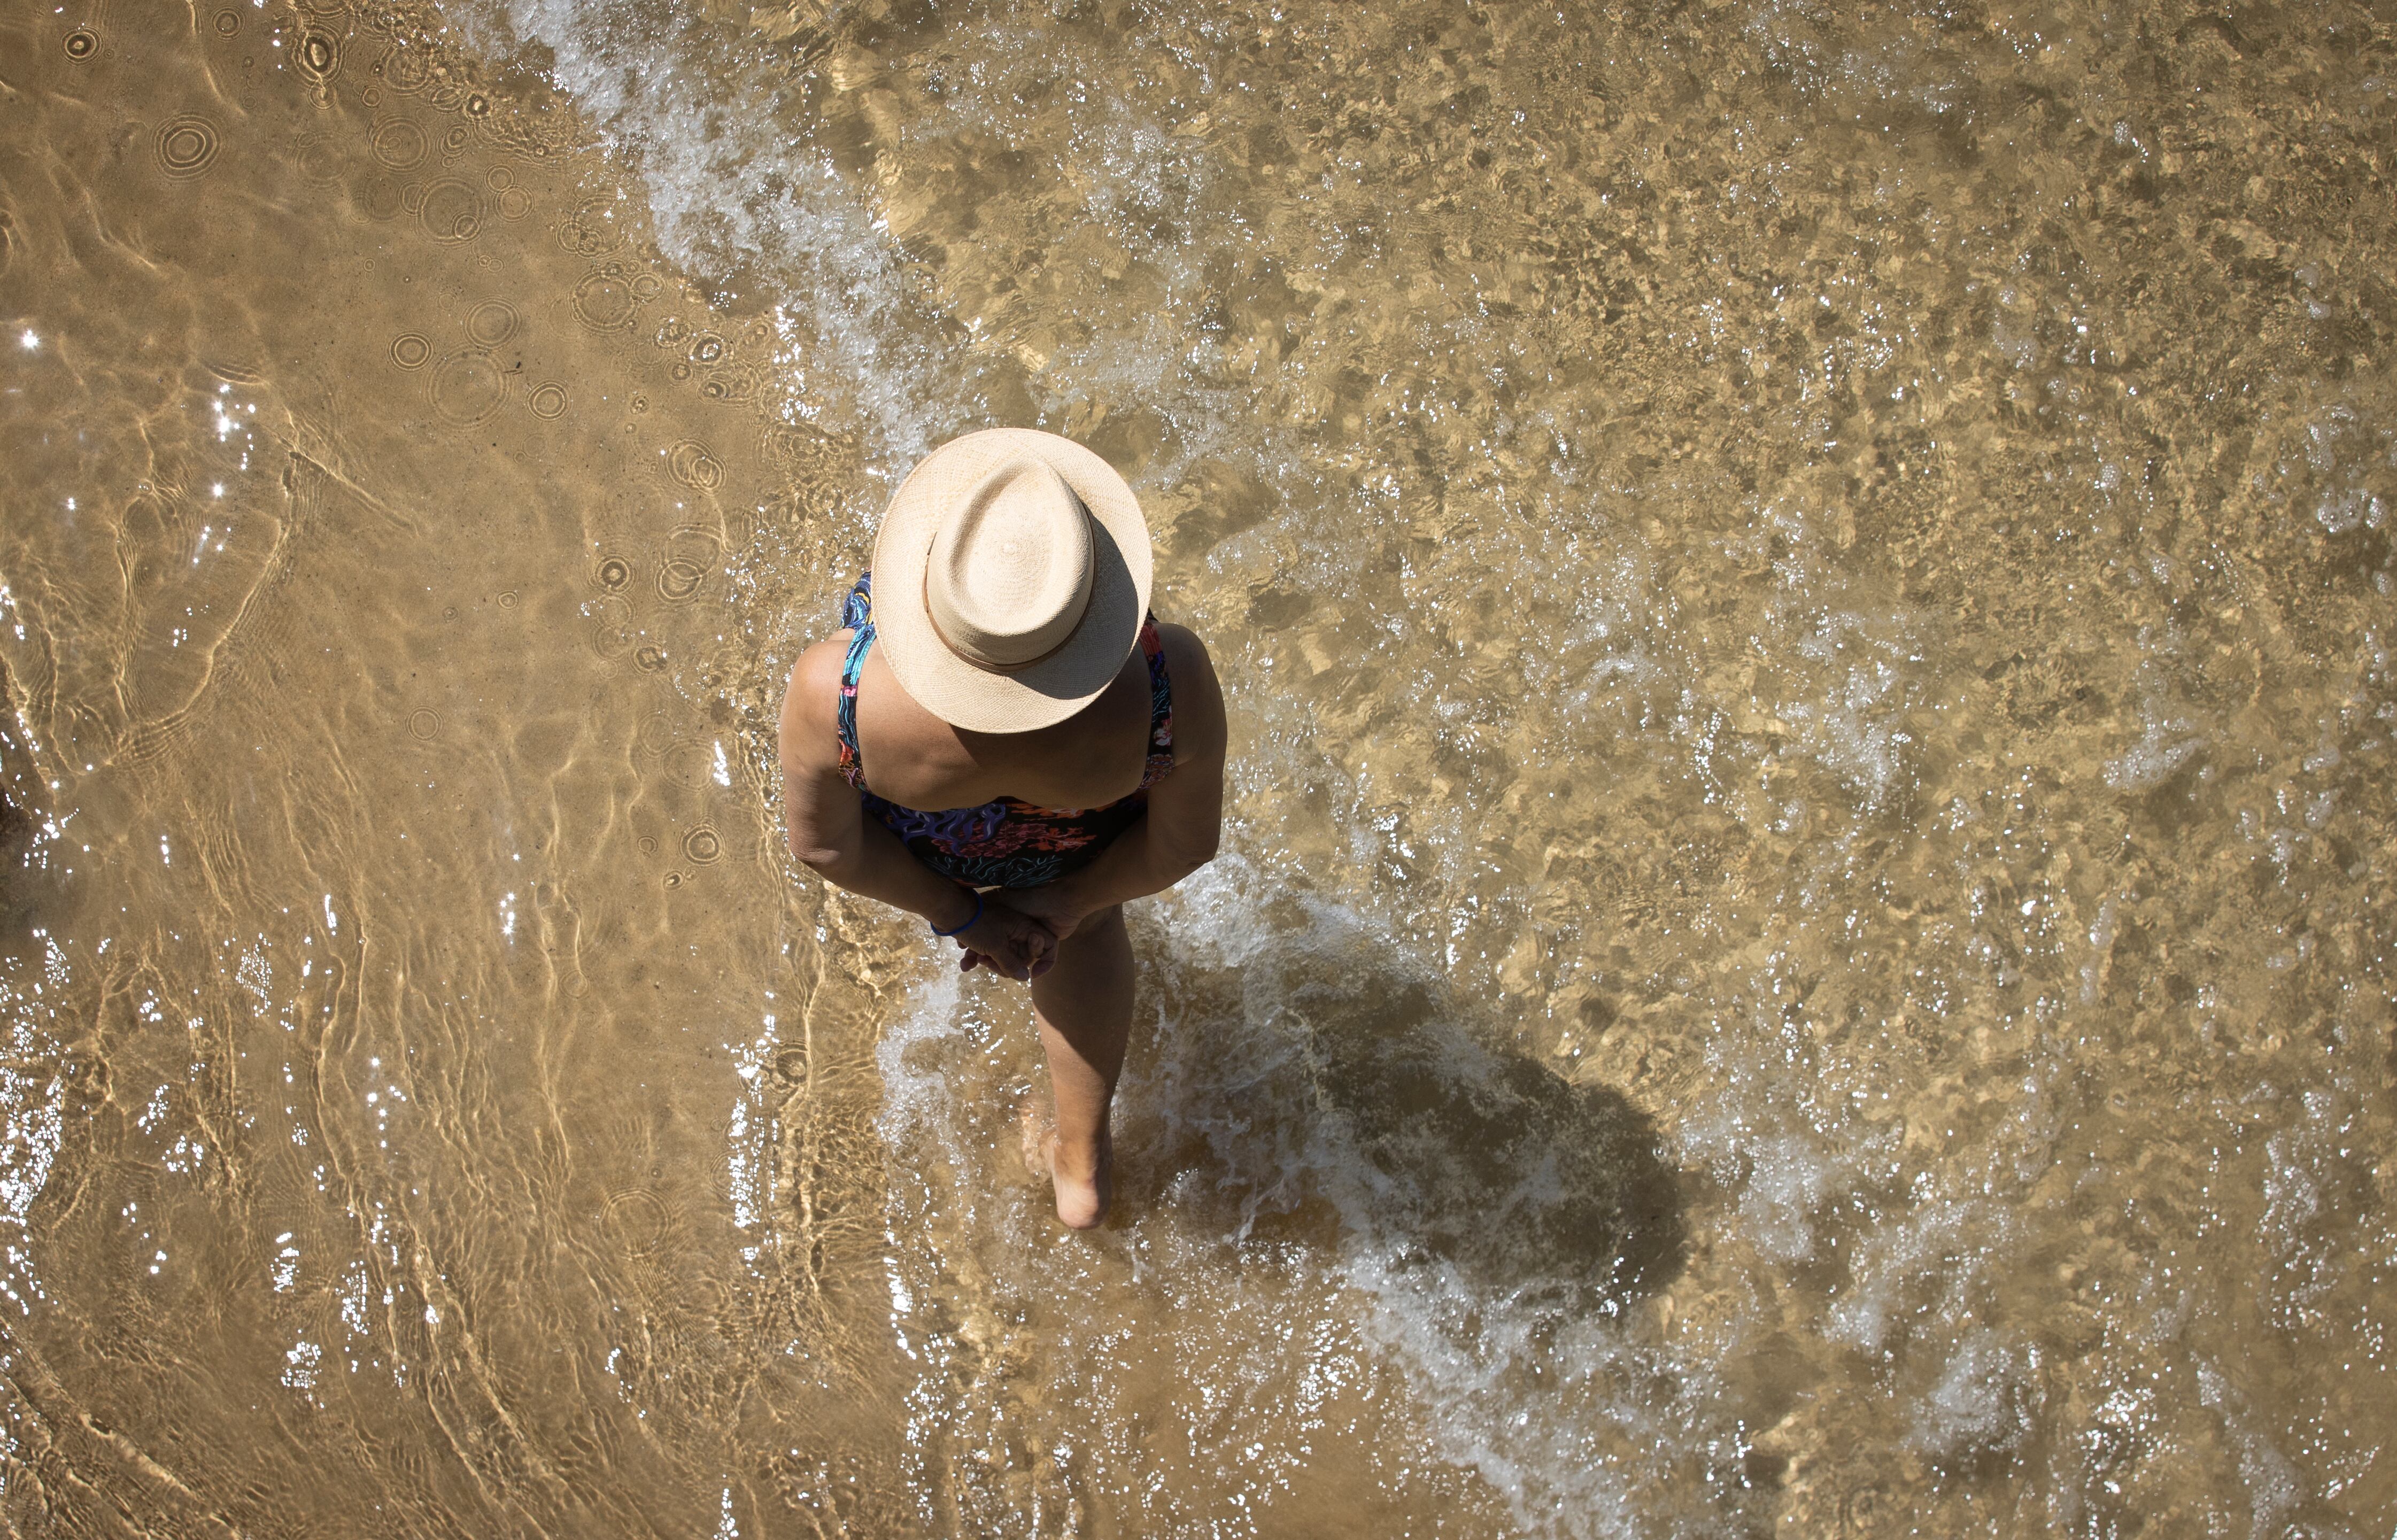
[1007,625,1227,939]
[778,638,1057,978]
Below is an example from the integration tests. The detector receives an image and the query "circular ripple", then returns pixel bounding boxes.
[654,317,691,350]
[465,299,519,347]
[682,827,723,865]
[390,333,430,369]
[702,364,762,403]
[497,187,531,221]
[66,26,98,57]
[637,712,675,757]
[292,133,343,185]
[637,835,659,856]
[687,332,725,366]
[427,349,504,424]
[407,709,440,740]
[527,382,566,419]
[763,422,841,475]
[662,741,713,789]
[485,166,514,190]
[669,525,722,563]
[570,272,637,332]
[442,125,469,156]
[601,1188,674,1256]
[381,47,432,94]
[771,1043,808,1084]
[634,646,667,672]
[155,115,221,180]
[360,178,404,220]
[557,198,624,256]
[667,440,722,490]
[654,529,718,606]
[419,179,483,243]
[213,11,239,36]
[298,32,337,77]
[597,555,632,593]
[369,118,428,170]
[587,596,635,659]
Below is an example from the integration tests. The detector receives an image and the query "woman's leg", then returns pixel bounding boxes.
[1027,904,1132,1228]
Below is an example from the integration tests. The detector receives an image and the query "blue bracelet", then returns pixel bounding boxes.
[929,891,981,938]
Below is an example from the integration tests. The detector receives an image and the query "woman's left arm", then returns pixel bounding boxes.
[1009,625,1226,939]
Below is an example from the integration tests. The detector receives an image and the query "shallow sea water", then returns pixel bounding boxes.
[3,0,2395,1535]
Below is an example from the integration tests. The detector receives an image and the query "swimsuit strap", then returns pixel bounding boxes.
[835,574,874,791]
[1136,616,1177,787]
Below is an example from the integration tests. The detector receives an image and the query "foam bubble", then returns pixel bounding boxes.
[1909,1328,2028,1458]
[2105,697,2204,790]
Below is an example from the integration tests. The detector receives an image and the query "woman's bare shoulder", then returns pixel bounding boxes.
[1155,623,1225,760]
[777,631,855,775]
[1155,622,1216,677]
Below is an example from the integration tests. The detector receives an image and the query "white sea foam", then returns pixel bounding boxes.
[460,0,978,465]
[2104,707,2202,790]
[1,928,68,1327]
[2297,403,2388,535]
[1909,1327,2029,1458]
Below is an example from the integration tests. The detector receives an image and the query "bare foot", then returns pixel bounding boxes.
[1042,1128,1112,1231]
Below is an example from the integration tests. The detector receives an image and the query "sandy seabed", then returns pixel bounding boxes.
[3,1,2395,1536]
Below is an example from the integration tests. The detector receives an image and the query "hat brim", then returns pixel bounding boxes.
[871,429,1153,735]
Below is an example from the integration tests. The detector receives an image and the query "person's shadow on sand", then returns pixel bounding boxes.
[1138,908,1685,1307]
[1310,999,1684,1303]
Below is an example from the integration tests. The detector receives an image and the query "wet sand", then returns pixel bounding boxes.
[1,1,924,1528]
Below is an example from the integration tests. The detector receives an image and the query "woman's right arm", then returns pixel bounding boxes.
[777,638,1056,978]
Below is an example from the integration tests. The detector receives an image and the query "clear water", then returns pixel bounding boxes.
[3,0,2394,1534]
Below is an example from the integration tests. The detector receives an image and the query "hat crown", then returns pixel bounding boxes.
[924,457,1096,672]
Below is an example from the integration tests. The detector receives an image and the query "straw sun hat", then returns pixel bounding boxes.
[870,429,1153,735]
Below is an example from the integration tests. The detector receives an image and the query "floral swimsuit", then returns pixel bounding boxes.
[835,573,1176,891]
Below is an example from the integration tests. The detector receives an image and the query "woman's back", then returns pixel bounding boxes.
[844,631,1161,812]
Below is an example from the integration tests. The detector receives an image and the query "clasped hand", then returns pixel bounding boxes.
[952,885,1094,980]
[953,896,1057,979]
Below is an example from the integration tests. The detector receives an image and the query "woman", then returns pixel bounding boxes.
[777,430,1226,1229]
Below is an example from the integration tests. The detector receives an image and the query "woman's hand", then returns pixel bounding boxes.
[954,898,1059,980]
[1002,881,1095,944]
